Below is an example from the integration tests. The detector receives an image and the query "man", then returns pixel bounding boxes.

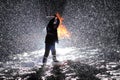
[42,14,60,66]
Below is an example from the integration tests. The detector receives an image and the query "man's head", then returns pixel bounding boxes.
[54,14,57,17]
[54,14,58,18]
[54,13,60,19]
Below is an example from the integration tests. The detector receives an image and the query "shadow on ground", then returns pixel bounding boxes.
[13,60,100,80]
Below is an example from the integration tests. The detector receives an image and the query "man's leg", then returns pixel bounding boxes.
[51,43,59,62]
[42,43,50,65]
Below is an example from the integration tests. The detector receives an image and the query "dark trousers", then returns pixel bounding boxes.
[42,43,56,63]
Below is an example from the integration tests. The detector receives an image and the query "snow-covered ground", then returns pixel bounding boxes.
[0,47,120,80]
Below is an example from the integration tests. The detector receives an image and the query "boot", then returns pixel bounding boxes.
[42,57,47,67]
[53,55,59,62]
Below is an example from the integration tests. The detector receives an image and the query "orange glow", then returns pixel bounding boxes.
[56,13,71,39]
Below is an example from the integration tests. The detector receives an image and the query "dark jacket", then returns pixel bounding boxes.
[45,17,60,43]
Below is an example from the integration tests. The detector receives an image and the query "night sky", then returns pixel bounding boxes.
[0,0,120,60]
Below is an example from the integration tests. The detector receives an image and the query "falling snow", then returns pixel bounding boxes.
[0,0,120,80]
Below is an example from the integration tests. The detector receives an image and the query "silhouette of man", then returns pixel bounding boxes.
[42,14,60,65]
